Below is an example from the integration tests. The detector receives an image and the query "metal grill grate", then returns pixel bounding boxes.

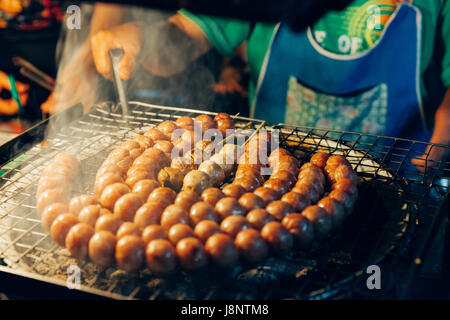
[0,101,448,299]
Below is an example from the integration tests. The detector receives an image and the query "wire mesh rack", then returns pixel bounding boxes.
[0,101,448,300]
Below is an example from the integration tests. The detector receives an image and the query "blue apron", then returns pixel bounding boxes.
[252,3,427,141]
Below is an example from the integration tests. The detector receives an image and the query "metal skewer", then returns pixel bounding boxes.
[109,49,129,118]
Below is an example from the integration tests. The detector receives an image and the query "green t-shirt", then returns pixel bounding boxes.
[180,0,450,109]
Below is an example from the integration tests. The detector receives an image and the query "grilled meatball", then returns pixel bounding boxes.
[281,213,315,248]
[95,213,122,234]
[317,197,346,229]
[222,184,246,199]
[205,233,238,268]
[100,183,130,211]
[328,189,356,213]
[145,239,177,275]
[157,121,179,137]
[281,191,310,212]
[116,222,141,239]
[175,116,194,131]
[116,156,134,176]
[253,187,281,204]
[50,213,79,247]
[133,135,154,149]
[168,224,195,244]
[266,200,295,220]
[94,172,124,198]
[331,178,358,197]
[65,223,94,260]
[263,179,289,196]
[160,205,190,230]
[41,202,68,231]
[125,170,154,188]
[36,188,68,215]
[157,167,185,192]
[235,229,268,263]
[220,215,251,238]
[195,114,216,133]
[144,128,169,141]
[201,188,225,207]
[183,170,211,194]
[268,148,291,167]
[310,152,329,169]
[176,237,208,270]
[298,164,326,186]
[291,184,320,204]
[107,148,130,162]
[113,193,143,222]
[233,176,260,192]
[194,220,221,243]
[198,160,225,187]
[238,193,265,212]
[120,140,143,152]
[142,225,168,244]
[189,202,219,225]
[215,197,246,220]
[260,221,293,256]
[88,231,117,266]
[132,179,160,202]
[115,235,145,272]
[147,187,177,208]
[134,202,165,229]
[326,155,351,168]
[154,140,174,154]
[301,206,332,240]
[246,209,275,230]
[174,190,201,212]
[270,170,296,188]
[216,118,234,137]
[333,164,357,184]
[78,204,109,227]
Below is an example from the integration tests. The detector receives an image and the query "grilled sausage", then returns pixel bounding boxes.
[266,200,295,220]
[41,202,68,231]
[317,197,346,229]
[238,193,265,212]
[120,140,143,152]
[147,187,177,208]
[176,237,208,270]
[115,235,145,272]
[205,233,238,268]
[235,228,268,263]
[50,213,79,247]
[201,188,225,207]
[281,213,315,248]
[54,152,80,173]
[270,170,296,188]
[144,128,169,141]
[222,184,246,199]
[160,204,190,230]
[268,148,291,168]
[263,179,289,196]
[154,140,174,154]
[246,209,275,230]
[331,178,358,197]
[216,118,234,136]
[134,202,166,229]
[94,213,122,234]
[326,155,351,168]
[113,193,143,222]
[260,221,293,256]
[78,204,110,227]
[125,169,155,188]
[36,188,68,215]
[220,215,251,238]
[132,179,160,202]
[194,220,222,243]
[291,184,320,204]
[133,135,154,149]
[168,224,195,244]
[94,172,124,198]
[145,239,177,275]
[65,223,94,260]
[116,222,141,239]
[215,197,246,220]
[301,205,332,240]
[281,191,310,212]
[195,114,216,133]
[233,176,260,192]
[310,152,329,169]
[142,225,168,244]
[189,201,219,225]
[174,190,201,212]
[157,121,179,137]
[328,189,356,213]
[333,164,357,184]
[88,231,117,266]
[99,183,130,211]
[253,187,281,204]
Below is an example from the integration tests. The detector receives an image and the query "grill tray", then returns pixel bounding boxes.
[0,101,448,299]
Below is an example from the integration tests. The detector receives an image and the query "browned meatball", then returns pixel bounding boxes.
[328,189,356,213]
[222,184,246,199]
[238,193,265,212]
[189,202,219,225]
[154,140,174,154]
[78,204,109,227]
[157,121,179,137]
[65,223,94,260]
[146,239,177,275]
[125,170,154,188]
[195,114,216,133]
[281,214,315,248]
[147,187,177,208]
[232,177,260,192]
[132,179,160,202]
[270,170,297,188]
[266,200,295,220]
[235,229,268,263]
[205,233,239,268]
[253,187,281,204]
[41,202,68,231]
[201,188,225,207]
[157,167,184,192]
[198,160,225,187]
[291,184,320,204]
[144,128,169,141]
[183,170,211,194]
[134,202,165,229]
[94,172,124,198]
[298,164,326,186]
[331,178,358,197]
[168,224,195,244]
[216,118,234,137]
[281,192,310,212]
[301,206,333,240]
[160,205,190,230]
[174,190,201,212]
[220,215,251,238]
[120,140,143,152]
[176,237,208,270]
[116,222,141,239]
[100,183,130,211]
[268,148,291,167]
[310,152,329,169]
[95,213,122,234]
[215,197,246,220]
[318,197,346,229]
[50,213,79,247]
[36,188,68,215]
[295,176,324,196]
[113,193,143,222]
[194,220,221,243]
[175,116,194,130]
[133,135,154,149]
[115,235,145,272]
[263,179,289,196]
[246,209,275,230]
[214,112,231,121]
[88,231,116,266]
[142,225,168,244]
[141,148,171,168]
[260,221,293,256]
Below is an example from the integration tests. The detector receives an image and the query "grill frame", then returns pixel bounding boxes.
[0,101,448,300]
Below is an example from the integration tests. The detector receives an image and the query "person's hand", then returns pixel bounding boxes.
[213,66,248,97]
[90,23,142,81]
[0,70,29,115]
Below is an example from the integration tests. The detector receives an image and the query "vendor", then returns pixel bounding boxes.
[56,0,450,165]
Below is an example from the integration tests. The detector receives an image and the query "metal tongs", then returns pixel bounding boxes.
[109,49,129,118]
[12,56,55,91]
